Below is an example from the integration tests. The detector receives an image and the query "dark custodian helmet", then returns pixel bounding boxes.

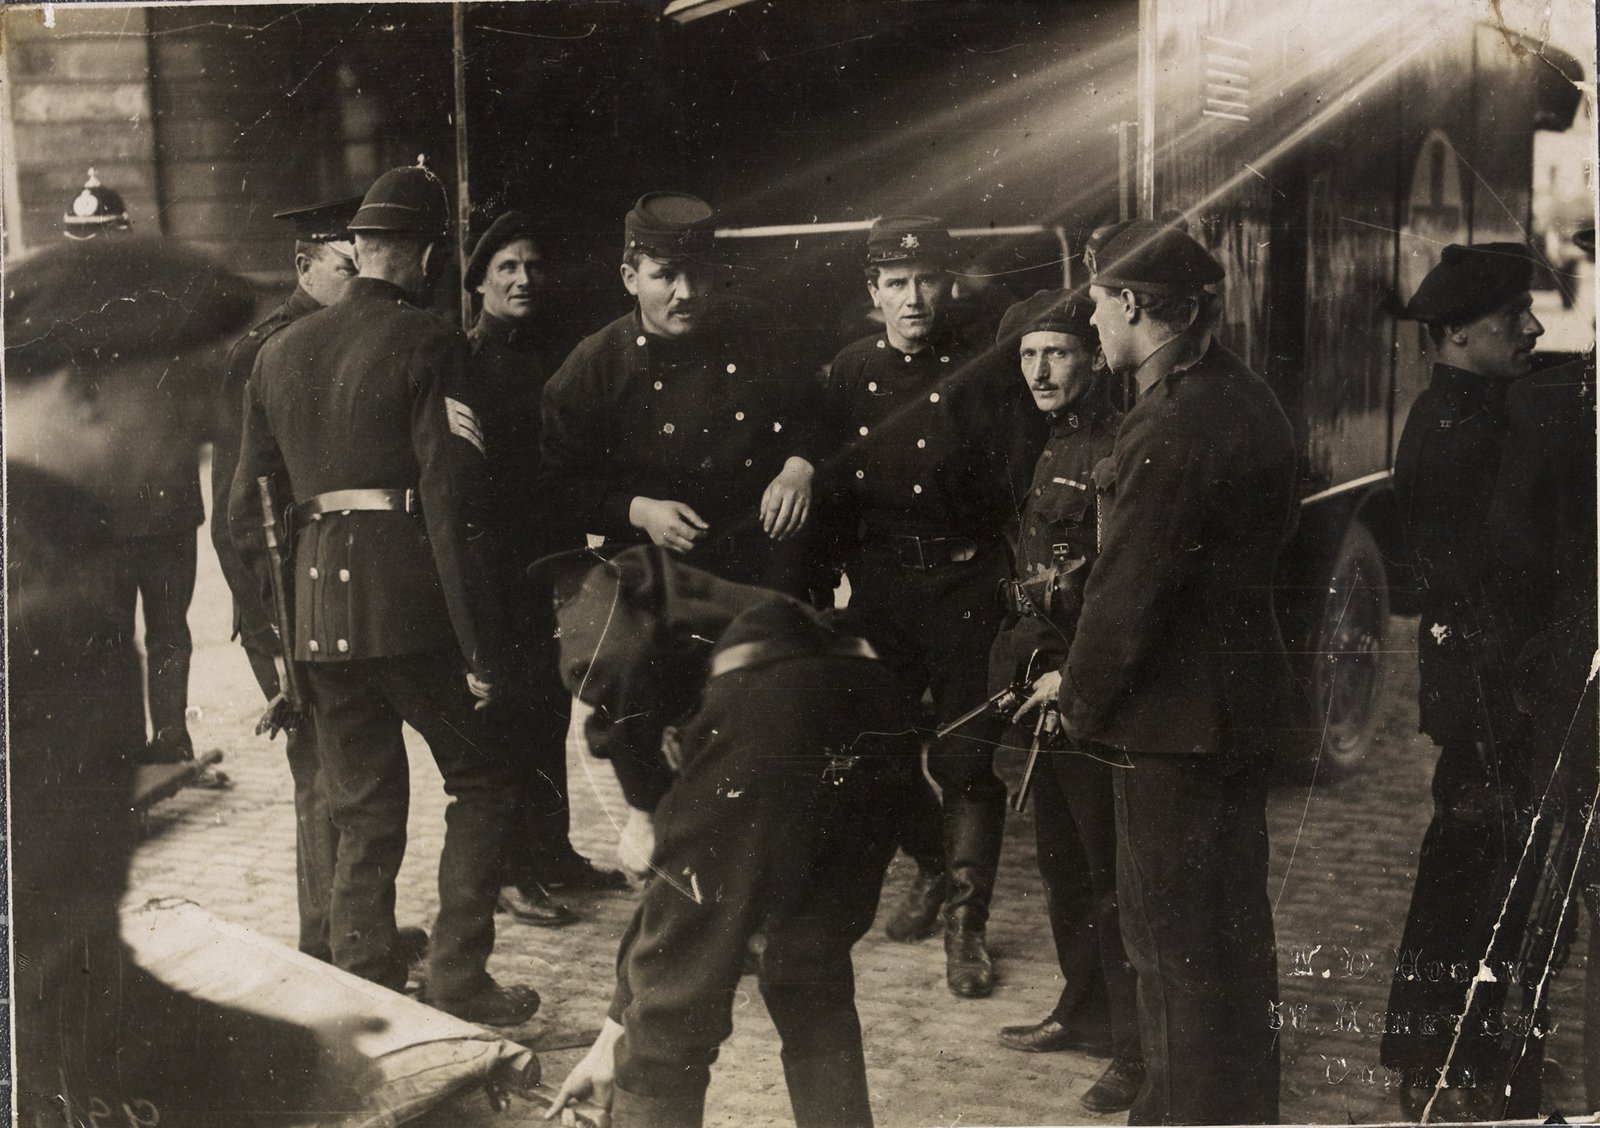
[348,157,451,239]
[62,168,131,240]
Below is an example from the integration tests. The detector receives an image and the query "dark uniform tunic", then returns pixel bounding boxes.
[820,330,1031,911]
[1383,363,1539,1094]
[230,276,516,1002]
[540,306,820,593]
[1061,341,1297,1124]
[9,465,335,1126]
[988,393,1137,1061]
[555,548,908,1128]
[462,309,577,887]
[214,283,336,961]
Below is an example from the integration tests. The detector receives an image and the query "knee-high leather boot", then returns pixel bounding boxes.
[943,792,1005,997]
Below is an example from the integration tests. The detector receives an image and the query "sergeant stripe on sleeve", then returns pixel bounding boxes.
[444,396,486,455]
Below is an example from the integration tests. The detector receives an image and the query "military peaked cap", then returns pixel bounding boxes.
[996,288,1098,350]
[1403,242,1536,325]
[63,168,131,240]
[465,210,540,292]
[624,192,716,262]
[5,238,254,381]
[866,215,954,268]
[273,194,363,250]
[1085,217,1224,292]
[349,158,451,238]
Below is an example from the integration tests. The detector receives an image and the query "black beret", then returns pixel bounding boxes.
[866,215,954,268]
[996,288,1098,351]
[1403,242,1535,325]
[624,192,716,262]
[63,168,130,240]
[349,160,450,238]
[464,210,540,292]
[273,194,363,245]
[1085,218,1224,292]
[4,238,254,382]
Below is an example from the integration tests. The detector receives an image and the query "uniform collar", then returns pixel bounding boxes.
[1431,363,1514,408]
[347,276,418,306]
[1133,333,1211,398]
[1048,391,1112,435]
[473,308,539,351]
[285,285,322,318]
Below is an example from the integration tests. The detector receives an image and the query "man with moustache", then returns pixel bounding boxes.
[214,194,360,963]
[989,289,1143,1113]
[1068,217,1299,1123]
[540,192,820,594]
[820,216,1032,998]
[461,210,626,933]
[1381,243,1548,1120]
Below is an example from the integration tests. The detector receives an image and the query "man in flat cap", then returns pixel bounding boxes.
[540,192,822,593]
[988,289,1144,1112]
[63,167,207,766]
[460,210,625,932]
[819,215,1034,998]
[1381,242,1548,1118]
[1068,216,1299,1123]
[6,238,372,1124]
[230,162,538,1025]
[212,193,361,964]
[541,547,909,1128]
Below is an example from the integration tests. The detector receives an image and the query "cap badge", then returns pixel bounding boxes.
[72,190,100,218]
[1083,246,1098,274]
[901,233,921,250]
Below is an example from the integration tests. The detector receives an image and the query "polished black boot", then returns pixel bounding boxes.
[943,793,1005,998]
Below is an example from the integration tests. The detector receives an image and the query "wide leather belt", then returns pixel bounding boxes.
[999,578,1041,617]
[709,635,878,679]
[864,532,984,571]
[294,488,418,522]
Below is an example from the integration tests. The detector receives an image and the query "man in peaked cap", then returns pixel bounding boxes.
[1382,242,1548,1119]
[459,210,626,932]
[986,289,1145,1112]
[212,193,360,964]
[541,548,910,1128]
[6,238,375,1124]
[62,166,210,766]
[818,215,1037,999]
[229,161,539,1025]
[1067,215,1299,1122]
[540,191,823,594]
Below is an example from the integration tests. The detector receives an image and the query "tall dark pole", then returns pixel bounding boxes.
[452,1,472,332]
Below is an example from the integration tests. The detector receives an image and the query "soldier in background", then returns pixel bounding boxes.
[7,237,372,1125]
[213,194,360,963]
[1382,243,1546,1119]
[819,216,1033,998]
[460,210,626,933]
[1070,218,1298,1123]
[230,162,537,1026]
[539,192,821,595]
[989,289,1143,1113]
[63,168,204,763]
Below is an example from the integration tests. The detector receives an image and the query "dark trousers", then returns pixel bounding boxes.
[846,545,1008,915]
[1382,739,1536,1092]
[1034,738,1139,1059]
[111,530,198,752]
[611,655,905,1128]
[487,624,579,888]
[285,708,338,961]
[1115,750,1279,1124]
[303,651,518,1001]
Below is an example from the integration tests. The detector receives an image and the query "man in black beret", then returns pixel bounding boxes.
[1381,242,1548,1118]
[212,193,361,965]
[460,211,626,931]
[62,167,207,766]
[987,289,1144,1112]
[819,215,1036,998]
[540,192,822,593]
[229,162,538,1025]
[1067,216,1299,1123]
[540,548,909,1128]
[6,238,373,1124]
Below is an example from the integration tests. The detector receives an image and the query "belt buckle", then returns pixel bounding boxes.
[403,488,418,514]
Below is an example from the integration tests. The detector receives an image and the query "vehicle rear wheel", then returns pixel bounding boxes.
[1307,520,1389,778]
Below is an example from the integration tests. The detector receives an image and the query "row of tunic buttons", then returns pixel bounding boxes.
[306,564,352,653]
[852,467,924,494]
[874,339,953,365]
[864,384,941,403]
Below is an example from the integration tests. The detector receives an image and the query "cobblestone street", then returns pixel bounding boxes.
[121,482,1593,1126]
